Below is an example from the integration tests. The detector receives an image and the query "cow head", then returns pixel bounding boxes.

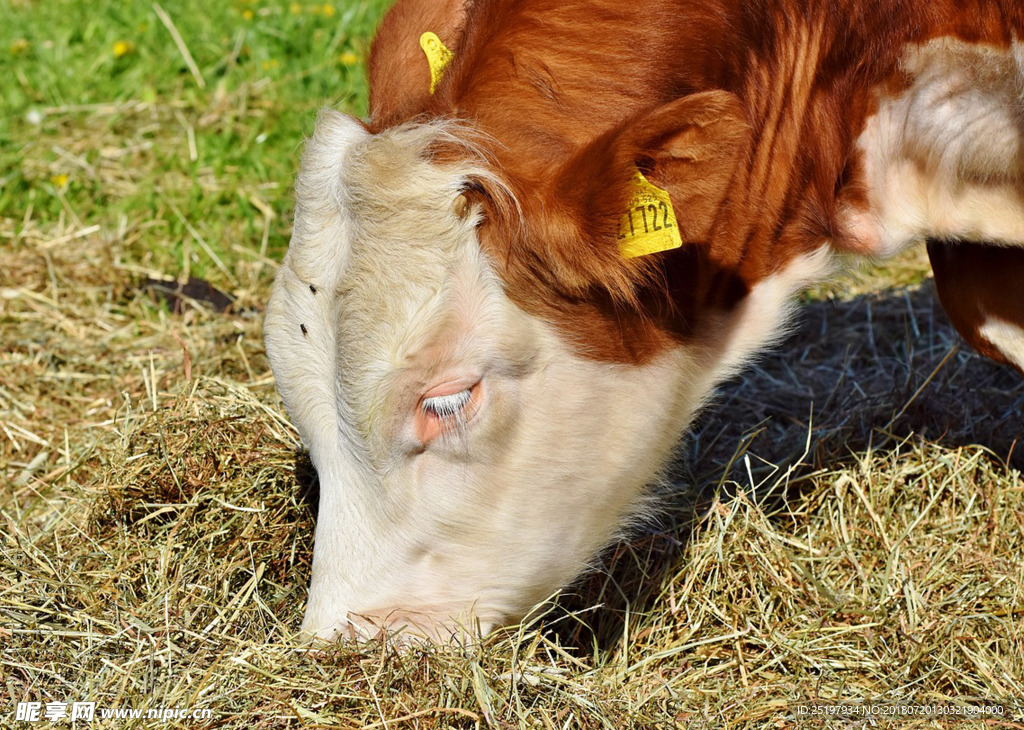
[265,103,831,642]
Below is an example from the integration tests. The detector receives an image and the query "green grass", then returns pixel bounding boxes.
[1,0,388,281]
[2,2,1023,729]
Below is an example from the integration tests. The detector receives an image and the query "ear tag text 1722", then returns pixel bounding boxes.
[617,170,683,259]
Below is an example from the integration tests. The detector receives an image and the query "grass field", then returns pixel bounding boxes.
[2,1,1023,728]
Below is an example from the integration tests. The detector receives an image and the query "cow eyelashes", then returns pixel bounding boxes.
[421,389,472,420]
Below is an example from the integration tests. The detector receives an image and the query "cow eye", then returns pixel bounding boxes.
[421,389,472,420]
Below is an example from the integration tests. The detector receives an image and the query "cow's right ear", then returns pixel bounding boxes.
[368,0,472,126]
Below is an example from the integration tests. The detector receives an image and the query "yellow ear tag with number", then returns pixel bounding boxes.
[420,32,454,95]
[617,170,683,259]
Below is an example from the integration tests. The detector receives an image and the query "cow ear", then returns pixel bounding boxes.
[516,91,749,303]
[622,90,750,245]
[368,0,471,126]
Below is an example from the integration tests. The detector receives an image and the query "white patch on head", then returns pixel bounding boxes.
[979,318,1024,370]
[264,110,368,462]
[846,38,1024,257]
[288,110,369,287]
[266,113,509,638]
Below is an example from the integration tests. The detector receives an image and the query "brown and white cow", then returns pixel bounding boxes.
[264,0,1024,642]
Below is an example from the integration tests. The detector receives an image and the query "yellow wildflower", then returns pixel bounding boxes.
[50,174,69,188]
[322,4,335,17]
[261,59,280,71]
[339,51,358,66]
[242,8,253,20]
[289,2,301,14]
[10,39,30,56]
[113,40,135,58]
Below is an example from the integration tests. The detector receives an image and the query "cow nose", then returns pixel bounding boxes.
[344,607,488,644]
[345,609,447,643]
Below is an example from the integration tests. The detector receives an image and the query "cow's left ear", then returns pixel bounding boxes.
[621,90,750,244]
[553,90,750,254]
[489,91,750,305]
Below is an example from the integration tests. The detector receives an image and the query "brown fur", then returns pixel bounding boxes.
[928,241,1024,375]
[368,0,471,124]
[368,0,1024,363]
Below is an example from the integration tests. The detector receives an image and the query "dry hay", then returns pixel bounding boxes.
[2,213,1023,728]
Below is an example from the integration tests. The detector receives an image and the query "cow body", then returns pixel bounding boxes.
[265,0,1024,641]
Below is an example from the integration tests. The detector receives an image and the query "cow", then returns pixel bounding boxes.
[264,0,1024,642]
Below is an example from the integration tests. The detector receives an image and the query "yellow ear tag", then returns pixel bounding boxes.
[617,170,684,259]
[420,32,454,95]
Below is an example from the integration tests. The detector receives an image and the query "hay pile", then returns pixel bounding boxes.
[2,131,1023,729]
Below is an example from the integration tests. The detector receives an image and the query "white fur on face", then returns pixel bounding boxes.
[265,111,835,642]
[845,38,1024,256]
